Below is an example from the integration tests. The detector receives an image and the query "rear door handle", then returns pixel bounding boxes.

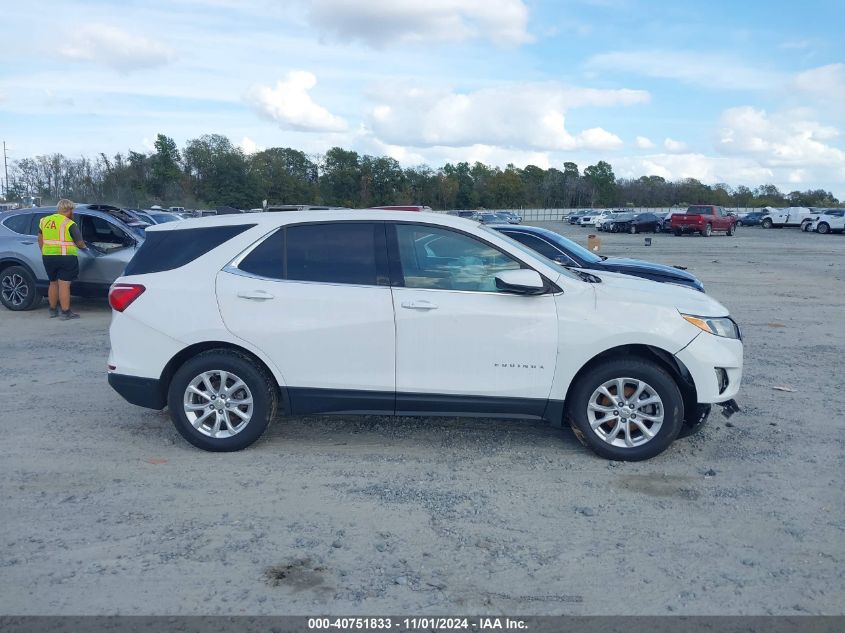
[237,290,275,301]
[401,300,438,310]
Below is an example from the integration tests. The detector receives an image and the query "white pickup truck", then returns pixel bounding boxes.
[760,207,816,228]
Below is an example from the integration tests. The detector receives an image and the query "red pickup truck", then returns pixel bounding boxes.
[670,205,738,237]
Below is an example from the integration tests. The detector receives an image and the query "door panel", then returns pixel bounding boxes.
[389,223,558,409]
[216,271,396,397]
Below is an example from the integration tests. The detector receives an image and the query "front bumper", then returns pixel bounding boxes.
[108,373,166,410]
[675,333,743,404]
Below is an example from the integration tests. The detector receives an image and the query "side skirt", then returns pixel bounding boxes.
[286,387,564,423]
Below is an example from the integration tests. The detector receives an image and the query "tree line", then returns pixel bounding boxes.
[3,133,840,210]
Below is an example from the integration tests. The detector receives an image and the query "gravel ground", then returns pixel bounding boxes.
[1,223,843,615]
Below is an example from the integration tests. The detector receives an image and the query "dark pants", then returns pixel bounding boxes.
[43,255,79,282]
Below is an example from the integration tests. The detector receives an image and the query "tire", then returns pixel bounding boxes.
[630,225,638,234]
[0,265,40,311]
[818,222,830,235]
[761,218,773,229]
[801,223,810,232]
[727,223,736,236]
[565,357,684,461]
[737,220,743,227]
[700,223,712,237]
[673,228,682,237]
[167,349,278,452]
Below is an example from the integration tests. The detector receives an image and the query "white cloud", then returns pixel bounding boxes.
[60,23,176,72]
[792,64,845,105]
[366,82,648,151]
[587,50,784,90]
[663,137,687,152]
[634,136,654,149]
[239,136,265,154]
[306,0,532,47]
[246,71,347,132]
[615,153,774,185]
[717,106,845,167]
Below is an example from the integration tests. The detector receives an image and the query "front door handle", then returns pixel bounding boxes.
[401,300,438,310]
[19,240,35,246]
[238,290,275,301]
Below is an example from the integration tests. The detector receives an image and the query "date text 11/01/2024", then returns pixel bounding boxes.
[307,617,532,630]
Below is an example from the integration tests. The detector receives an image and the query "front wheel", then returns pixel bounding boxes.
[566,358,684,461]
[761,218,773,229]
[0,265,40,311]
[727,223,737,236]
[673,228,682,237]
[818,222,830,235]
[630,225,638,234]
[168,349,278,451]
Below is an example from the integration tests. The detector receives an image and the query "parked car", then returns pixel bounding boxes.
[578,214,599,226]
[135,210,184,225]
[107,210,740,460]
[568,213,585,225]
[808,209,845,234]
[623,213,663,234]
[475,212,501,224]
[592,211,619,228]
[599,213,633,232]
[497,211,522,224]
[0,204,146,310]
[492,224,705,292]
[760,207,815,229]
[670,206,737,237]
[737,211,766,227]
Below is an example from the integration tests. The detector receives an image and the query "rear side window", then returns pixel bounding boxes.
[2,214,31,234]
[124,224,256,276]
[238,222,388,286]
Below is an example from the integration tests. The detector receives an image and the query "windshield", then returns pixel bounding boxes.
[479,225,580,281]
[152,213,180,223]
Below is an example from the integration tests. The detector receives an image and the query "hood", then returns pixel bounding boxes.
[588,269,728,316]
[600,257,698,282]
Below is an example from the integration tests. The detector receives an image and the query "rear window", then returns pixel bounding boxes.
[2,214,31,234]
[238,222,388,286]
[686,206,712,214]
[124,224,256,276]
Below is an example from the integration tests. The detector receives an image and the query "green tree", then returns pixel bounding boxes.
[149,134,182,201]
[584,161,616,207]
[319,147,361,207]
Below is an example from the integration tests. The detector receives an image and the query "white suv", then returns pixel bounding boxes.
[107,210,743,461]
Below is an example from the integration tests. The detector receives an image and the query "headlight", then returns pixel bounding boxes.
[681,313,741,339]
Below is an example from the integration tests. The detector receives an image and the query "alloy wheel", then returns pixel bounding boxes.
[586,377,664,448]
[1,273,28,307]
[183,370,254,438]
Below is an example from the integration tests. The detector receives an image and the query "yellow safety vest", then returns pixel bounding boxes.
[40,213,78,256]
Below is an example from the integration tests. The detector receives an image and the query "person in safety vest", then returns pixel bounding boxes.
[37,199,87,320]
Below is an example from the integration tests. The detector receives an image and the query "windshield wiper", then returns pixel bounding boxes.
[565,267,602,283]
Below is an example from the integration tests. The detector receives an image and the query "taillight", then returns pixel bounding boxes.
[109,283,145,312]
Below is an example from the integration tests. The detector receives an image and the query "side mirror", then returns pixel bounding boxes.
[122,234,136,247]
[495,269,546,295]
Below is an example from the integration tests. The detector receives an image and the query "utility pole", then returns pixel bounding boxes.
[2,141,8,199]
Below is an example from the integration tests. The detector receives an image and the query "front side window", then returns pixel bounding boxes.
[394,224,520,292]
[238,222,387,286]
[79,215,130,247]
[503,231,564,262]
[2,214,31,235]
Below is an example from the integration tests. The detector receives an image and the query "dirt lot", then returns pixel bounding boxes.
[1,223,843,615]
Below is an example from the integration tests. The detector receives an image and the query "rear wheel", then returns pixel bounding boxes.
[818,222,830,234]
[700,223,712,237]
[761,218,773,229]
[566,358,684,461]
[0,265,40,311]
[630,225,638,234]
[673,228,682,237]
[167,350,278,451]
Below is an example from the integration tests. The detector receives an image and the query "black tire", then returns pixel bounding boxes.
[818,222,830,235]
[700,223,712,237]
[673,228,682,237]
[727,223,736,236]
[630,224,638,234]
[167,349,278,452]
[0,265,40,311]
[761,218,773,229]
[565,357,684,461]
[737,220,743,227]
